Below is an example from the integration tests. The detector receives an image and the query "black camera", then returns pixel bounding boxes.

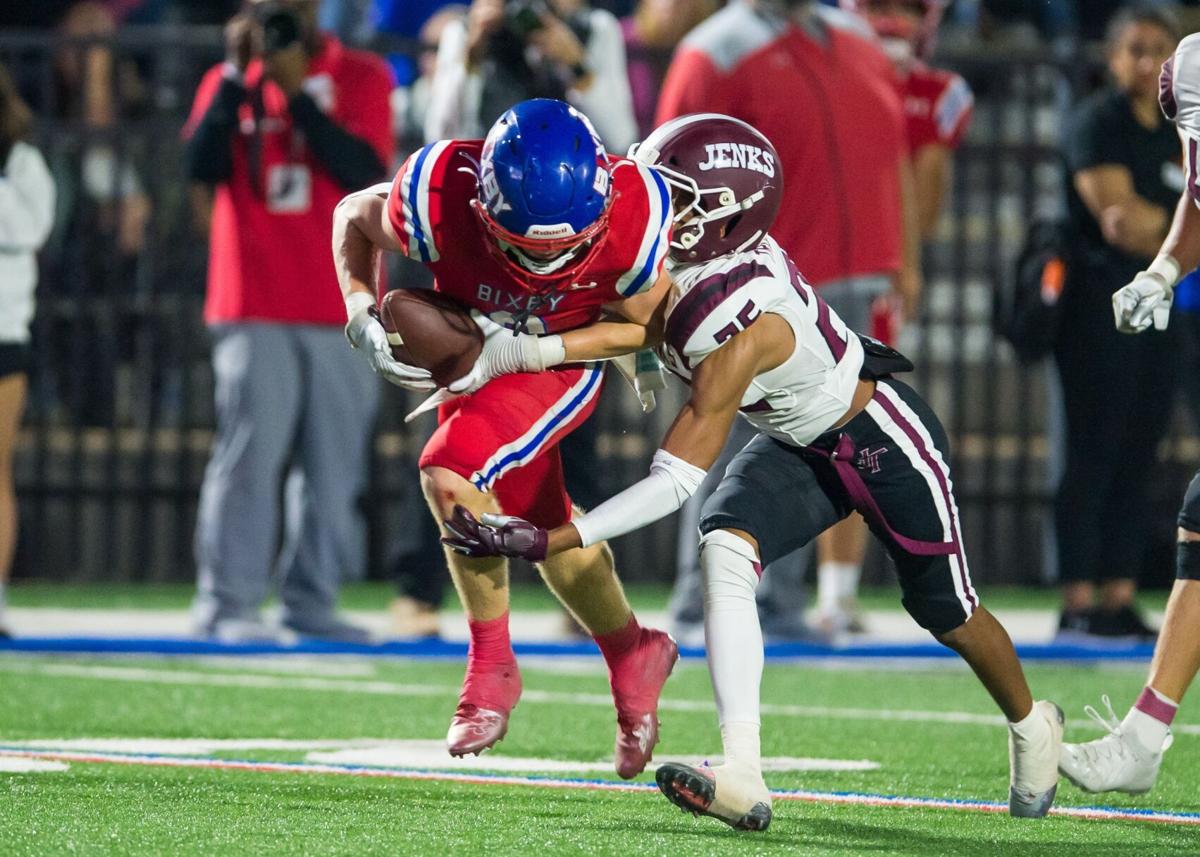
[505,0,549,39]
[255,2,302,52]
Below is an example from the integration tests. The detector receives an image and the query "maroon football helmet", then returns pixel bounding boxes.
[630,114,783,265]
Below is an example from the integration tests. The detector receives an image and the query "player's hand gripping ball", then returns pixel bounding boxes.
[442,505,549,562]
[379,290,484,387]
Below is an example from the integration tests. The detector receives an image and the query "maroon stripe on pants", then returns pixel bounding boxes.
[872,384,976,609]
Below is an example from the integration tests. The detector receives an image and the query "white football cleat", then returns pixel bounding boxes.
[1059,695,1172,795]
[1008,699,1064,818]
[656,761,772,831]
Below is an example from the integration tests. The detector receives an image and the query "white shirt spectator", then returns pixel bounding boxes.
[424,7,637,153]
[0,141,55,344]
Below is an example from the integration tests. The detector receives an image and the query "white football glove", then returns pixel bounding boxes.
[1112,271,1173,334]
[345,306,436,391]
[404,312,568,423]
[447,312,566,395]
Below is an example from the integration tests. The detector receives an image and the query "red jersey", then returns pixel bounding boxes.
[386,140,671,334]
[184,37,393,326]
[901,62,974,154]
[656,3,905,288]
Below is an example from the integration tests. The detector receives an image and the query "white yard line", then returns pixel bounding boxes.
[0,748,1195,827]
[1,657,1196,737]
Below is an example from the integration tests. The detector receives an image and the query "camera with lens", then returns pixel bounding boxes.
[504,0,590,44]
[254,2,302,52]
[505,0,549,39]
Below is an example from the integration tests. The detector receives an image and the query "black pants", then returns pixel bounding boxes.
[700,379,977,635]
[1051,275,1178,585]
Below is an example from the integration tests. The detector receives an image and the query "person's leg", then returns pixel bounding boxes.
[193,324,301,638]
[0,369,28,637]
[861,379,1060,817]
[657,433,845,831]
[1092,326,1177,635]
[1051,291,1136,630]
[812,276,889,632]
[419,365,612,756]
[1060,474,1200,794]
[495,443,676,779]
[276,327,380,641]
[666,419,756,639]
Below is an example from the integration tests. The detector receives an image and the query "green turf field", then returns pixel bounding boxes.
[1,651,1197,856]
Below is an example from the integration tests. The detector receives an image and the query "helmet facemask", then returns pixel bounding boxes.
[470,196,613,288]
[648,160,767,262]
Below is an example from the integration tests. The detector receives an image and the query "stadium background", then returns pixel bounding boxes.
[3,7,1198,591]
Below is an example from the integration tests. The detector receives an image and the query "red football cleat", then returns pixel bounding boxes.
[446,660,522,757]
[609,628,678,779]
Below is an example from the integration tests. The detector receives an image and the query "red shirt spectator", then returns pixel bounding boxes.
[903,63,973,154]
[656,2,906,289]
[184,35,392,326]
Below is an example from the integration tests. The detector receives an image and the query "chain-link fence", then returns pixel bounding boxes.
[3,28,1193,586]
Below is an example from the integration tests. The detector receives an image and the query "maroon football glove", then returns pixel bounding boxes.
[442,505,549,562]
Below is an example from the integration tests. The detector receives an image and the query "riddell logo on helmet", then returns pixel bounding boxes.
[697,143,776,177]
[526,224,575,239]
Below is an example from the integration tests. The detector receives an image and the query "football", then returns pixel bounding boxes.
[378,289,483,387]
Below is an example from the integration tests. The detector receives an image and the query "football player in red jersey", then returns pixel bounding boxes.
[444,113,1064,830]
[332,99,678,778]
[844,0,973,241]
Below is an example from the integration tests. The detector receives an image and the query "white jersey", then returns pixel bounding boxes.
[659,235,864,447]
[1162,33,1200,203]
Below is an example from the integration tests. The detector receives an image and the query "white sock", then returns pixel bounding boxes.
[816,561,860,614]
[1123,688,1177,752]
[720,721,762,774]
[700,529,764,769]
[1009,704,1050,743]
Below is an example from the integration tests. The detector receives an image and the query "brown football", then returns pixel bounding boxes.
[379,289,483,387]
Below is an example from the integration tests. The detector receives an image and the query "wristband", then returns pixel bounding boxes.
[344,291,375,321]
[532,335,566,370]
[1148,254,1181,288]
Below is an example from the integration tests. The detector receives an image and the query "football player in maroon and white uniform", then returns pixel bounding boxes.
[1061,31,1200,796]
[443,114,1063,830]
[333,99,678,778]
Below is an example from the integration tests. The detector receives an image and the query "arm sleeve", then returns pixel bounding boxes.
[567,11,638,154]
[571,449,707,548]
[1065,99,1125,173]
[655,48,725,126]
[289,85,389,191]
[182,67,245,185]
[0,144,56,252]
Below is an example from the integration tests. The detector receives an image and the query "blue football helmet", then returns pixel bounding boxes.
[472,99,613,285]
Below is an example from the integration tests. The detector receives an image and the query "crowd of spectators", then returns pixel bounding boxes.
[1,0,1197,643]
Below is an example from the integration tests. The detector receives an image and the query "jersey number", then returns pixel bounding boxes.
[713,300,761,344]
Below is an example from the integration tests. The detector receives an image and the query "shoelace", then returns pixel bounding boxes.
[1077,695,1133,766]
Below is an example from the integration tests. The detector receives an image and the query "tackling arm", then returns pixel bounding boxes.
[442,315,793,561]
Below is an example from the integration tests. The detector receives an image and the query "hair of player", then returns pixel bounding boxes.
[1105,3,1182,50]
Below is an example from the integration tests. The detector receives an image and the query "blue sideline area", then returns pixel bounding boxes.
[0,636,1157,662]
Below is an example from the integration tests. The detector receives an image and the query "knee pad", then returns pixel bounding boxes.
[1177,539,1200,581]
[699,530,762,604]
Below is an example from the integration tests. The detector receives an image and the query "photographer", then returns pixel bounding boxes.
[182,0,392,643]
[424,0,636,152]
